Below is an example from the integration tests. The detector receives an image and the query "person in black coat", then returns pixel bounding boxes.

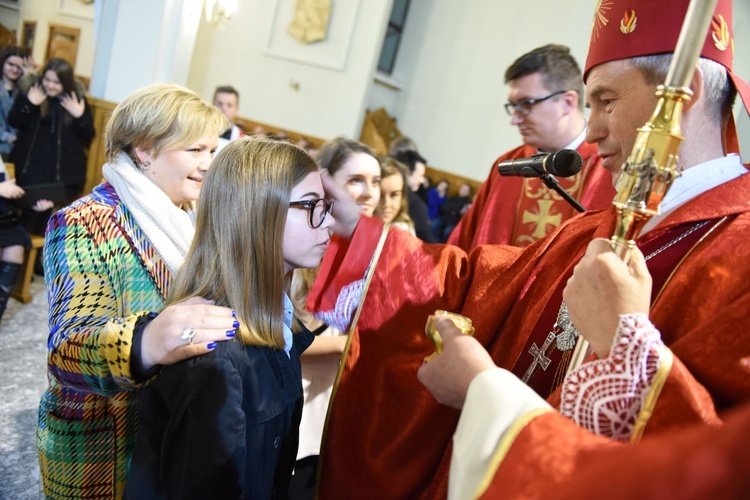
[393,150,437,243]
[439,182,473,242]
[8,57,95,235]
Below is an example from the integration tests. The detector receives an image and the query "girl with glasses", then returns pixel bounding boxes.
[126,137,335,498]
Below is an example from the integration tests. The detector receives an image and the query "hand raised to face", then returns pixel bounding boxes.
[27,83,47,106]
[60,91,85,118]
[320,168,361,238]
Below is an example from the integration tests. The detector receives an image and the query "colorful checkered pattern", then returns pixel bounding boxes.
[37,182,171,499]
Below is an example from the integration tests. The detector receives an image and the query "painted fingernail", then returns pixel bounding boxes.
[207,342,217,349]
[232,320,240,329]
[226,330,236,337]
[231,310,237,318]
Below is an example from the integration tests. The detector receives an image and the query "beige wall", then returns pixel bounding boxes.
[3,0,96,76]
[1,1,747,181]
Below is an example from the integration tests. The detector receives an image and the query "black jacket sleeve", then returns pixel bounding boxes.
[7,93,38,130]
[73,98,96,145]
[408,192,437,243]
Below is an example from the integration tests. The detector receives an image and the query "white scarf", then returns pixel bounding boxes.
[102,153,195,275]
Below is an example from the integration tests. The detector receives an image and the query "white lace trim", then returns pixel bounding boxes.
[560,313,665,442]
[314,279,365,332]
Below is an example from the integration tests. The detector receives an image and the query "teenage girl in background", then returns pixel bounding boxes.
[8,57,94,237]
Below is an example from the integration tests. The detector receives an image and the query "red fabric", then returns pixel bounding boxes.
[584,0,733,78]
[511,217,720,399]
[582,0,749,153]
[309,173,750,499]
[447,142,614,250]
[481,404,750,499]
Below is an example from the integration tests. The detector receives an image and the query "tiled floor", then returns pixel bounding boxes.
[0,279,48,500]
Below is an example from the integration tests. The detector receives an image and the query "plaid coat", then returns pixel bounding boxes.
[37,182,172,499]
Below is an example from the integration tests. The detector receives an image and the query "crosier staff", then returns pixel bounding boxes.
[567,0,720,373]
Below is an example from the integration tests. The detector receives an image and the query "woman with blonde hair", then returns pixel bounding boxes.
[38,83,236,498]
[126,137,335,498]
[376,155,415,235]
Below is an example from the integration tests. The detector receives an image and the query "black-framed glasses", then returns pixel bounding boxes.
[504,90,567,116]
[289,198,335,228]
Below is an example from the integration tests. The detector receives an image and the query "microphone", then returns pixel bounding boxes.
[497,149,583,178]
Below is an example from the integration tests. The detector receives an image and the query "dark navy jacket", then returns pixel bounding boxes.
[126,329,314,499]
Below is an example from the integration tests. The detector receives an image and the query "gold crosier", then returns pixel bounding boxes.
[567,0,721,372]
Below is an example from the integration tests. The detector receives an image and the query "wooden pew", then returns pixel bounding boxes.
[359,107,483,197]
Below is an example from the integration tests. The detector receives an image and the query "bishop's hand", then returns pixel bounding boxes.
[417,317,495,409]
[563,239,652,358]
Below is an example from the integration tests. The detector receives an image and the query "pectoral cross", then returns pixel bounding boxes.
[521,332,556,383]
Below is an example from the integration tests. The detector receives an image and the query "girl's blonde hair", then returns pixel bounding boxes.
[377,155,413,226]
[105,83,229,164]
[168,137,318,348]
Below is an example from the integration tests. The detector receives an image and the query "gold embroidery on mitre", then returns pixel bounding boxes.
[620,10,637,34]
[591,0,613,39]
[711,14,730,51]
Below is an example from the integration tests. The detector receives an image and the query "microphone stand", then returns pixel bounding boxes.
[540,174,586,213]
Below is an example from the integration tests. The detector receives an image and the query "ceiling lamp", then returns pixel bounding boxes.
[204,0,237,29]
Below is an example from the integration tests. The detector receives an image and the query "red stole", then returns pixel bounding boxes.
[511,219,721,397]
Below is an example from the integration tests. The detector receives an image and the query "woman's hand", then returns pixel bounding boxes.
[0,179,24,199]
[22,55,36,74]
[320,169,360,238]
[60,92,85,118]
[5,133,16,147]
[32,199,55,212]
[140,296,238,370]
[562,239,652,358]
[27,83,46,106]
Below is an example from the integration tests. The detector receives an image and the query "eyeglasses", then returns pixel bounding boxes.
[504,90,567,116]
[289,198,334,228]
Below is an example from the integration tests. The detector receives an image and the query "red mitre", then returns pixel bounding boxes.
[583,0,749,154]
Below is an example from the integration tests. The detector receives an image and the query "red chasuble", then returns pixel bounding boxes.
[308,172,750,499]
[447,142,614,250]
[477,403,750,499]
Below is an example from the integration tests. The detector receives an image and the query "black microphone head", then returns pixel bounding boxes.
[548,149,583,177]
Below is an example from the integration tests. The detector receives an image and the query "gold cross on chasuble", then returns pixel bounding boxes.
[522,200,563,240]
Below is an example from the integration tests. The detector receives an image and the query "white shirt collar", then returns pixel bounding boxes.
[283,293,293,357]
[643,154,746,232]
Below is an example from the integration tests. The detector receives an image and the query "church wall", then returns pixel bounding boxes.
[8,0,96,77]
[1,1,747,180]
[370,0,749,181]
[187,0,394,143]
[734,1,750,159]
[374,0,607,181]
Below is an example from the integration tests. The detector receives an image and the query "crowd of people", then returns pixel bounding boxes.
[7,0,749,498]
[0,46,94,324]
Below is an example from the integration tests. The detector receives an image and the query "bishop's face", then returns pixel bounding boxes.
[584,59,659,186]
